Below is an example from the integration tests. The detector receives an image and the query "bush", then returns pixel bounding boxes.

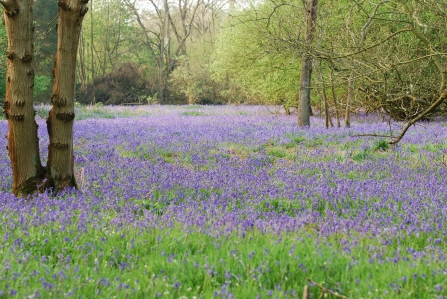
[76,62,151,105]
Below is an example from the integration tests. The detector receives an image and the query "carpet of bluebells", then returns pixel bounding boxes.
[1,105,447,298]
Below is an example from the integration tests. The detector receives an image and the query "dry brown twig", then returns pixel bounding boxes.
[302,285,309,299]
[75,167,86,190]
[306,278,350,299]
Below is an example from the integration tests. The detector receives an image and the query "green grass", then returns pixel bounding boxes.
[258,197,302,216]
[266,146,288,159]
[374,139,390,151]
[351,149,371,162]
[182,111,206,116]
[1,222,446,298]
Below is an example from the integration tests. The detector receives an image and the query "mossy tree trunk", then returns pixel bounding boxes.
[298,0,318,127]
[1,0,45,197]
[45,0,89,191]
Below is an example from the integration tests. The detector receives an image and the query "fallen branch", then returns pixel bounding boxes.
[351,133,394,139]
[302,285,309,299]
[307,278,350,299]
[390,89,447,144]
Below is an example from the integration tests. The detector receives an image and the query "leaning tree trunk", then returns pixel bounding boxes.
[46,0,89,191]
[1,0,44,197]
[298,0,318,127]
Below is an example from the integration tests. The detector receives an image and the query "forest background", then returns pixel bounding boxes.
[0,0,446,124]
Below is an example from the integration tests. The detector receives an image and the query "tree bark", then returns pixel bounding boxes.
[345,72,354,128]
[78,32,87,87]
[102,1,109,77]
[329,69,340,127]
[90,0,95,82]
[298,0,318,127]
[46,0,88,191]
[1,0,44,197]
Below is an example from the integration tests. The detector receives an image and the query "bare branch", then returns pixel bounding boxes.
[390,89,447,144]
[398,1,446,92]
[358,0,390,47]
[307,278,350,299]
[352,133,394,139]
[315,28,413,60]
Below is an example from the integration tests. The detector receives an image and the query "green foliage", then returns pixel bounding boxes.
[80,0,150,84]
[374,139,390,151]
[33,75,51,97]
[135,189,179,216]
[33,0,58,71]
[285,133,307,146]
[259,197,301,216]
[352,149,371,162]
[170,56,224,105]
[181,110,206,116]
[211,1,303,105]
[266,147,287,158]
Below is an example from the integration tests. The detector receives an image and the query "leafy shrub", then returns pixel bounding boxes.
[76,62,151,105]
[34,75,51,97]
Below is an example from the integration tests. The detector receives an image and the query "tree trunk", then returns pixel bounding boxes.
[298,0,318,127]
[78,32,87,87]
[345,73,354,128]
[46,0,89,191]
[1,0,44,197]
[158,60,165,103]
[90,0,95,82]
[299,55,312,127]
[318,64,332,128]
[102,1,109,77]
[329,69,340,127]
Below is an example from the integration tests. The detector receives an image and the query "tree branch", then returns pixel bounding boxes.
[307,278,350,299]
[390,89,447,144]
[315,28,413,60]
[399,1,446,92]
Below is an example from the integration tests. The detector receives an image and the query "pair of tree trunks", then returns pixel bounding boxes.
[1,0,88,197]
[298,0,318,127]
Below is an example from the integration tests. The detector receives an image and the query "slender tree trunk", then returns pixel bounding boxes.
[345,72,354,128]
[78,32,87,87]
[90,0,95,82]
[46,0,89,191]
[298,0,318,127]
[158,53,164,103]
[102,1,109,76]
[1,0,44,197]
[165,0,171,104]
[108,2,121,70]
[329,69,340,127]
[318,64,332,128]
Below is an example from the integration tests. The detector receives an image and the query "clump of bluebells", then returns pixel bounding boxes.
[0,105,447,298]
